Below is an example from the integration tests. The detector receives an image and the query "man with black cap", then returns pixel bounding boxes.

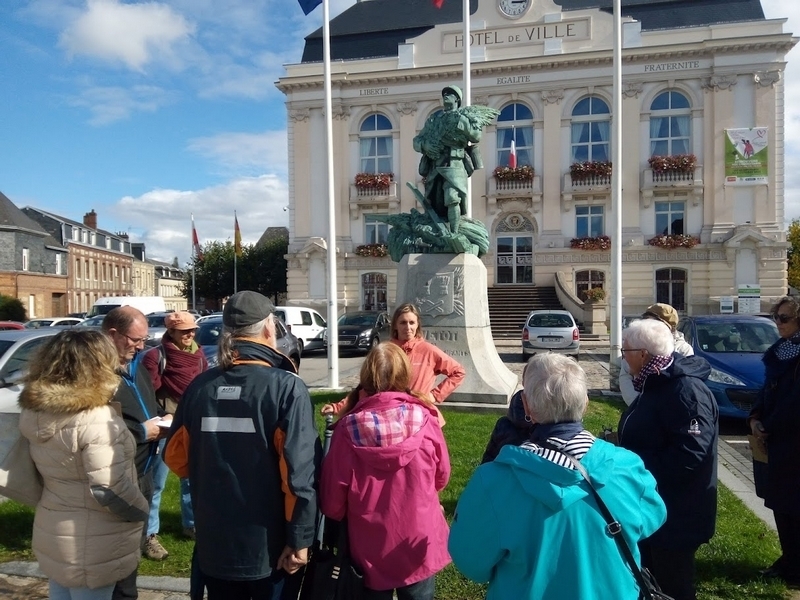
[619,302,694,405]
[164,291,320,599]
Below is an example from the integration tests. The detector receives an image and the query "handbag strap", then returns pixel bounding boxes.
[539,440,655,599]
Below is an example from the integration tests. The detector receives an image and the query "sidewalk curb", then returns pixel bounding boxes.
[0,562,190,592]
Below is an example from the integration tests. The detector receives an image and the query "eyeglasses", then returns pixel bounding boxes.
[773,314,795,324]
[620,348,644,354]
[122,332,150,345]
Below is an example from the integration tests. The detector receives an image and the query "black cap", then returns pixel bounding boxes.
[223,291,275,327]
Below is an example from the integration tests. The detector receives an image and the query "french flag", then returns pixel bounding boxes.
[509,140,517,168]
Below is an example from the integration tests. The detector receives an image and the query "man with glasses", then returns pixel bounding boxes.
[102,306,163,600]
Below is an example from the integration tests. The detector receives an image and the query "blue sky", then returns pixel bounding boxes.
[1,0,798,266]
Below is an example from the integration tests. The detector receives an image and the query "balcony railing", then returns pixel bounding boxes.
[642,165,703,188]
[348,182,399,219]
[564,172,612,192]
[488,175,542,197]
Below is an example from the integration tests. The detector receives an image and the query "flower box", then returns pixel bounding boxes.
[493,165,534,182]
[569,161,612,182]
[354,243,388,257]
[647,154,697,174]
[570,235,611,251]
[354,173,393,190]
[583,287,606,302]
[647,234,700,249]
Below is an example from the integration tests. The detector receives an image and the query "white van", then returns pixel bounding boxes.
[274,306,326,354]
[89,296,167,317]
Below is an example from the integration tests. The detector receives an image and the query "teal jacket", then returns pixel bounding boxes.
[449,439,666,600]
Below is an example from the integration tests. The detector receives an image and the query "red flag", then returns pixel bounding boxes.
[433,0,444,7]
[509,140,517,169]
[192,218,203,261]
[234,213,242,257]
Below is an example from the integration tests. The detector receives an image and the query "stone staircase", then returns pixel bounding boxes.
[487,286,564,338]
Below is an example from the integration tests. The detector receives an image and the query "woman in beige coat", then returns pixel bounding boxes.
[18,330,149,600]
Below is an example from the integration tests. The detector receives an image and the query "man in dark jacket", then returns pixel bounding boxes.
[102,306,163,600]
[165,291,320,599]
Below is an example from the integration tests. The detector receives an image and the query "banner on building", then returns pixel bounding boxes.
[724,128,768,186]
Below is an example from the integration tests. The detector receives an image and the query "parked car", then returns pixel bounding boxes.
[521,309,580,360]
[676,314,779,419]
[622,314,642,329]
[24,317,83,329]
[334,311,390,354]
[0,329,62,413]
[274,306,327,354]
[195,312,222,324]
[144,311,173,347]
[196,315,302,370]
[0,321,25,331]
[75,314,106,328]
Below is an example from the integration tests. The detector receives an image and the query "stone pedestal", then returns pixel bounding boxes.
[396,253,517,405]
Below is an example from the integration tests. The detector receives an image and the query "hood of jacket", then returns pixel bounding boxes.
[493,443,614,512]
[391,336,423,355]
[649,352,711,385]
[232,339,297,374]
[344,391,438,473]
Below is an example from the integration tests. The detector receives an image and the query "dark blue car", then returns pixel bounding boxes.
[676,315,778,419]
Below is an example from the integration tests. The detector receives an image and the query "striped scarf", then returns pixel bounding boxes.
[632,354,673,392]
[520,431,596,469]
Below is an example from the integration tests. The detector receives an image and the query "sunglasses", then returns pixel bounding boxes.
[773,313,795,324]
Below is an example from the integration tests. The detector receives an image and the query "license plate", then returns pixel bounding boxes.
[540,337,561,342]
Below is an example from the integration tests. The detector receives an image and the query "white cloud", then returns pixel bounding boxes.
[187,130,288,176]
[112,175,289,264]
[59,0,195,72]
[68,84,176,125]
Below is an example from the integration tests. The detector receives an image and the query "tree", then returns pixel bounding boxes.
[0,295,26,321]
[182,236,288,306]
[788,218,800,290]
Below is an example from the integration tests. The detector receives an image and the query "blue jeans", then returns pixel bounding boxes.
[49,580,114,600]
[147,440,194,535]
[364,576,435,600]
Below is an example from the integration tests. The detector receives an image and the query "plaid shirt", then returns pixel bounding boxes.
[345,403,426,447]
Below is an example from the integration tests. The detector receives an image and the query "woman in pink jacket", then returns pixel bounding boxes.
[322,303,465,416]
[320,342,452,600]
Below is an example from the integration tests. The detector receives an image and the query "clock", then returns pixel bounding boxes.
[498,0,530,19]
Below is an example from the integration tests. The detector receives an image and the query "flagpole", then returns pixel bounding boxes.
[463,0,472,219]
[191,214,197,312]
[322,0,339,388]
[234,211,238,295]
[609,0,623,388]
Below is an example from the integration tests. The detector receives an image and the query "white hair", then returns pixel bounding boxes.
[522,353,588,424]
[623,318,674,357]
[217,316,272,369]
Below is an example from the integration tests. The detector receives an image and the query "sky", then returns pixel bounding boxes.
[1,0,799,266]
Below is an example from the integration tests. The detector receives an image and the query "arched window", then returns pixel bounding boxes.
[575,270,605,299]
[362,272,387,311]
[359,114,393,174]
[650,91,691,157]
[496,103,533,167]
[571,97,610,162]
[655,268,686,311]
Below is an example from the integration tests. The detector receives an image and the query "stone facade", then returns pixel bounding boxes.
[150,260,187,312]
[277,0,796,319]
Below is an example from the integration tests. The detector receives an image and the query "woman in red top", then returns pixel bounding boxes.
[322,303,465,415]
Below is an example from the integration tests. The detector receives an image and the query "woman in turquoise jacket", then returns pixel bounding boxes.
[449,353,667,599]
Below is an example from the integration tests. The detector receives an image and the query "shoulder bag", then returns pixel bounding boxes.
[0,413,43,506]
[541,441,674,600]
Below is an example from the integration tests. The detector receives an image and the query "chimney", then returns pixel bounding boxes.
[83,209,97,230]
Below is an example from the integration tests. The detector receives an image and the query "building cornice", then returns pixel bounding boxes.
[276,36,795,94]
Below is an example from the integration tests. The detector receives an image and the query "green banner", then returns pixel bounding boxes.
[724,128,768,185]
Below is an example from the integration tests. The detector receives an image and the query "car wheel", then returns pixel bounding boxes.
[296,339,304,355]
[370,337,380,350]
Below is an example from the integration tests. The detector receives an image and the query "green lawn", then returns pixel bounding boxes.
[0,391,790,599]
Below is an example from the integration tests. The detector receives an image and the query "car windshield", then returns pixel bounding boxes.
[196,321,223,346]
[695,320,778,353]
[338,314,376,327]
[0,340,15,359]
[147,315,167,327]
[528,314,573,328]
[24,320,53,328]
[76,315,105,327]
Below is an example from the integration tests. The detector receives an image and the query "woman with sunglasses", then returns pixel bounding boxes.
[617,318,718,600]
[749,296,800,586]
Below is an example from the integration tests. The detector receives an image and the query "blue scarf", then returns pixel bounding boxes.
[529,421,585,444]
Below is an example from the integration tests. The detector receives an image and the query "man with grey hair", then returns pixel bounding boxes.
[164,291,320,599]
[449,353,666,598]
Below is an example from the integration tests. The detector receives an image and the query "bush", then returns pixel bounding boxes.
[0,295,26,321]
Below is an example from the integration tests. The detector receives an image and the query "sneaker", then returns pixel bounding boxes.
[143,534,169,561]
[182,527,196,541]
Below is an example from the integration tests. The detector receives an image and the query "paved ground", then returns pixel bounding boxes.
[2,341,798,598]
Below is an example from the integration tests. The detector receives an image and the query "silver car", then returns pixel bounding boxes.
[0,329,62,413]
[196,316,302,370]
[521,309,580,360]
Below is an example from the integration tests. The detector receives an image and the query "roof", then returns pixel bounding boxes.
[301,0,765,62]
[0,192,64,248]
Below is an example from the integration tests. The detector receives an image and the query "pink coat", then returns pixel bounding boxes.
[320,391,452,590]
